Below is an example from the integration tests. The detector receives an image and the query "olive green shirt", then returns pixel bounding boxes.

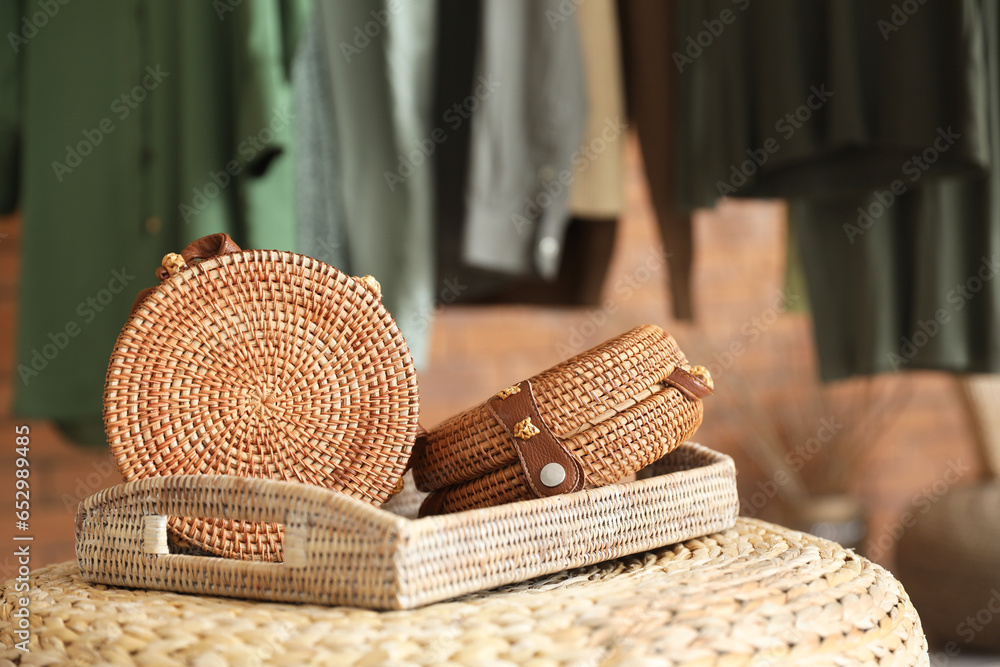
[2,0,305,443]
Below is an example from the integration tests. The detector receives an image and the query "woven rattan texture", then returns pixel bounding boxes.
[103,250,418,562]
[74,443,738,610]
[413,325,704,512]
[6,519,928,666]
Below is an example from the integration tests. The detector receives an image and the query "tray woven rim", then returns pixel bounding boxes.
[76,442,738,609]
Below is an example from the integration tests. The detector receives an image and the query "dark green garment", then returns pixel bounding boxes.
[675,0,989,205]
[618,0,695,320]
[2,1,304,443]
[674,0,1000,380]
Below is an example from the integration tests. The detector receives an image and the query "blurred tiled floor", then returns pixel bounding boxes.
[0,137,990,648]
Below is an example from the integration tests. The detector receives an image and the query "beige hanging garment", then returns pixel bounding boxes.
[569,0,626,219]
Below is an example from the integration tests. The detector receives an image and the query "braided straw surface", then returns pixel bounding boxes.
[74,443,736,610]
[413,324,705,513]
[7,518,927,666]
[103,250,418,562]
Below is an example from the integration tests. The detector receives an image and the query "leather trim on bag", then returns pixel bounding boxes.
[663,366,714,400]
[486,380,584,498]
[130,233,243,317]
[182,233,242,264]
[418,488,448,517]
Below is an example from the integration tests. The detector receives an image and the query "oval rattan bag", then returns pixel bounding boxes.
[103,234,419,561]
[411,325,712,515]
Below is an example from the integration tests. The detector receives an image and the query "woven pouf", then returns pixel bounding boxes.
[1,519,928,666]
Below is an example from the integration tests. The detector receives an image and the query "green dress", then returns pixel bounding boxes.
[673,0,1000,380]
[1,0,305,444]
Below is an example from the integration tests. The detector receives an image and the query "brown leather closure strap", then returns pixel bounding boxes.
[418,488,448,517]
[182,232,242,263]
[131,233,242,316]
[486,380,584,498]
[663,365,714,400]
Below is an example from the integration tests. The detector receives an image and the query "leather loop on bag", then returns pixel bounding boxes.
[131,233,242,316]
[663,366,714,401]
[485,380,584,498]
[181,232,242,264]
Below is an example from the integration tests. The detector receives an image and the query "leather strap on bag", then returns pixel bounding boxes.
[662,364,714,400]
[130,233,242,316]
[486,380,584,498]
[418,486,447,516]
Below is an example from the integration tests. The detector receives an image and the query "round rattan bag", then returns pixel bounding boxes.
[103,234,419,561]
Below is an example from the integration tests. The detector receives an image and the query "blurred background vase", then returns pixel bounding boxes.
[776,493,867,550]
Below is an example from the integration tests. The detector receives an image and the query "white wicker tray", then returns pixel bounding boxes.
[75,442,737,610]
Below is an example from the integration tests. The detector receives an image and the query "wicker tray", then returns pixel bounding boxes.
[75,442,737,610]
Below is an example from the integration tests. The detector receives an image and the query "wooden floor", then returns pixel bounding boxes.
[0,136,986,598]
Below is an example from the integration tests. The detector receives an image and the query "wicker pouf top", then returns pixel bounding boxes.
[103,247,418,562]
[4,519,928,666]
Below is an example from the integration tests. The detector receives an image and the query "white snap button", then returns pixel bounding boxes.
[539,236,559,259]
[539,462,566,487]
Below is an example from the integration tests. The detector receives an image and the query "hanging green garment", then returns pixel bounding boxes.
[294,0,438,367]
[1,0,306,444]
[673,0,1000,380]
